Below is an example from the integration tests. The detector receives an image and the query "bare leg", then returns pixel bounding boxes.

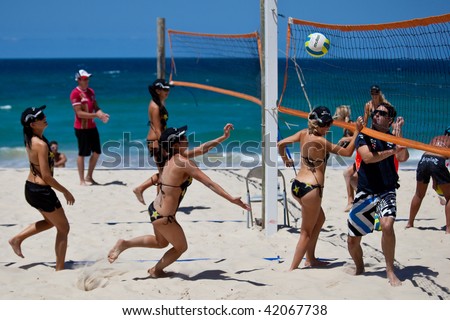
[149,220,188,277]
[380,217,401,286]
[42,208,70,271]
[343,165,355,212]
[77,155,86,185]
[289,190,321,271]
[108,233,169,263]
[305,207,329,267]
[85,152,100,184]
[108,218,188,277]
[347,235,364,275]
[406,182,428,229]
[440,184,450,234]
[9,219,53,258]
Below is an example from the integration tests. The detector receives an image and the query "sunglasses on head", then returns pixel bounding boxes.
[371,109,389,118]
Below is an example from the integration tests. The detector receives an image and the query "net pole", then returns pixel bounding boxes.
[261,0,279,236]
[156,17,165,79]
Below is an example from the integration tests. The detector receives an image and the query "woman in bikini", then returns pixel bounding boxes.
[108,125,250,277]
[133,123,235,205]
[133,79,171,204]
[9,105,75,271]
[278,106,363,271]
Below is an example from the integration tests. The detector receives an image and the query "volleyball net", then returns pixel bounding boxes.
[168,30,262,105]
[167,15,450,157]
[279,14,450,156]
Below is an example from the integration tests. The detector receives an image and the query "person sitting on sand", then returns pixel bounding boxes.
[406,126,450,233]
[49,141,67,168]
[108,125,250,277]
[278,106,363,271]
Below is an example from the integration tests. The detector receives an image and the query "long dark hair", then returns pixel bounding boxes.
[148,81,164,108]
[23,126,49,149]
[23,126,34,148]
[157,137,183,169]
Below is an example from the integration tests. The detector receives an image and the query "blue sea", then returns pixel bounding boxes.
[0,58,431,170]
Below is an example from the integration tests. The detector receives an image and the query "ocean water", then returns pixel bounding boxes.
[0,58,429,170]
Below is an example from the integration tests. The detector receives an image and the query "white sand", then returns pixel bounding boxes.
[0,167,449,300]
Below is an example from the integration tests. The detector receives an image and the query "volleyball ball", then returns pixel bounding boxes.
[305,33,330,57]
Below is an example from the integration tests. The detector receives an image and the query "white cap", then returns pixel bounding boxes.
[75,69,92,81]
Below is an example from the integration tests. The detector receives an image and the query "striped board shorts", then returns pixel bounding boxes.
[347,189,397,237]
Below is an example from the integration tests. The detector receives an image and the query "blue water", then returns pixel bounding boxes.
[0,58,437,170]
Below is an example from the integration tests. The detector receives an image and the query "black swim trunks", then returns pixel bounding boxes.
[416,154,450,185]
[25,180,62,212]
[75,127,101,156]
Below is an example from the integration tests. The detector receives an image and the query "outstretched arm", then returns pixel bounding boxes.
[185,159,251,211]
[183,123,234,158]
[328,117,364,157]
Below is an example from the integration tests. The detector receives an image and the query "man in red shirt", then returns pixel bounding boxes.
[70,69,110,185]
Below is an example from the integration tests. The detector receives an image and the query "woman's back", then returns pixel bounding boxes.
[298,130,328,185]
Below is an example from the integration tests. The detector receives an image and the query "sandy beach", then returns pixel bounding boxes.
[0,167,449,300]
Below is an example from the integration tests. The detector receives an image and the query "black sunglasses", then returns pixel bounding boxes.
[318,120,333,127]
[371,110,389,118]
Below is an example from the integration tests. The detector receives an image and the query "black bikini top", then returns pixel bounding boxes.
[29,136,55,178]
[158,176,193,206]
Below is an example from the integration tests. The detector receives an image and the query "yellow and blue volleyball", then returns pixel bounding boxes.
[305,32,330,58]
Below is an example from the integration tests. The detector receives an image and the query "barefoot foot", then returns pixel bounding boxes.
[387,272,402,287]
[133,188,146,205]
[108,239,125,263]
[344,265,365,276]
[8,238,24,258]
[304,259,330,268]
[85,177,98,185]
[148,267,168,278]
[344,203,353,212]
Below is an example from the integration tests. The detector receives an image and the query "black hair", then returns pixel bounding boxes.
[148,79,168,108]
[23,126,34,148]
[157,134,186,169]
[378,102,397,118]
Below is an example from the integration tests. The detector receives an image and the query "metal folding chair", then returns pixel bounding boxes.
[245,166,289,228]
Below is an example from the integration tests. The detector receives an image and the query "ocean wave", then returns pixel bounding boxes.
[0,146,426,170]
[0,105,12,110]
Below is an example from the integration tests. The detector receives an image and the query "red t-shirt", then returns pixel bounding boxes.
[70,87,97,129]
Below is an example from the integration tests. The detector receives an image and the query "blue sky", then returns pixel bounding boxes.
[1,0,449,58]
